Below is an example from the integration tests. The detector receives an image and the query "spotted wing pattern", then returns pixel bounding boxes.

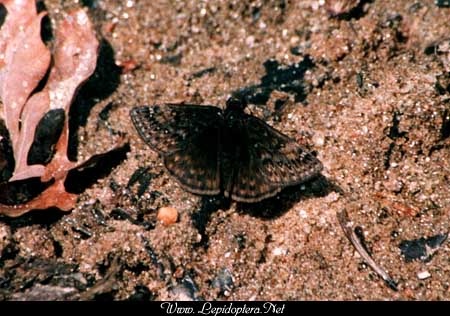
[227,114,323,202]
[130,103,323,202]
[130,104,223,195]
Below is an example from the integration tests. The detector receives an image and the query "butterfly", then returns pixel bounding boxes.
[130,98,323,203]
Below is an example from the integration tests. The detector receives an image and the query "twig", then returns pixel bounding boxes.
[337,209,398,291]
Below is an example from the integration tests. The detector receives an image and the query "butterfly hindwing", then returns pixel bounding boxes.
[130,104,222,195]
[228,156,283,203]
[163,136,221,195]
[229,114,323,202]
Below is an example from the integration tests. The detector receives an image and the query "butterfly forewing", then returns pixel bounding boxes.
[130,105,222,154]
[130,104,223,195]
[228,114,323,202]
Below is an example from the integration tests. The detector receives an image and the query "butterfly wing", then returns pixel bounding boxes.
[130,104,223,195]
[228,114,323,203]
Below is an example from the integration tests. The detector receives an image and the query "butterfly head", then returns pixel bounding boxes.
[225,97,247,114]
[224,97,247,125]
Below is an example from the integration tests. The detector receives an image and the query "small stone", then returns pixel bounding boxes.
[298,209,308,218]
[325,0,360,16]
[312,131,325,147]
[417,271,431,280]
[170,285,195,301]
[169,276,201,301]
[272,247,286,256]
[245,36,255,47]
[157,206,178,225]
[383,176,403,193]
[325,192,339,203]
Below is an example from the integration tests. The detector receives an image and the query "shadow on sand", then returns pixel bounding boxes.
[192,174,342,248]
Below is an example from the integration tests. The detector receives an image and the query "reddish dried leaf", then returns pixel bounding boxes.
[0,179,77,217]
[0,4,120,217]
[0,6,51,151]
[8,9,99,182]
[49,10,99,87]
[0,0,38,64]
[11,91,49,180]
[41,9,99,182]
[0,140,128,217]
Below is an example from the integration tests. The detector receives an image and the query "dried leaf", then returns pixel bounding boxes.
[41,9,99,182]
[0,2,51,153]
[0,179,76,217]
[12,92,50,180]
[0,1,123,217]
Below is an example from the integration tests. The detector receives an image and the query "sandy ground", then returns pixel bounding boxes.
[1,0,450,300]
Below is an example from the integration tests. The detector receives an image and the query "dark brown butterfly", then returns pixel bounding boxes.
[130,98,323,203]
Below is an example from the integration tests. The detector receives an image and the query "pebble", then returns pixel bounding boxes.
[272,247,287,256]
[157,207,178,225]
[325,192,339,203]
[298,209,308,218]
[383,177,403,193]
[246,36,255,47]
[417,271,431,280]
[312,131,325,147]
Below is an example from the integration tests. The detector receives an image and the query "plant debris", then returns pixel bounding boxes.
[337,210,398,291]
[0,0,124,217]
[399,234,448,263]
[435,0,450,8]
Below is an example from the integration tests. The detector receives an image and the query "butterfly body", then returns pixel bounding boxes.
[130,99,323,203]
